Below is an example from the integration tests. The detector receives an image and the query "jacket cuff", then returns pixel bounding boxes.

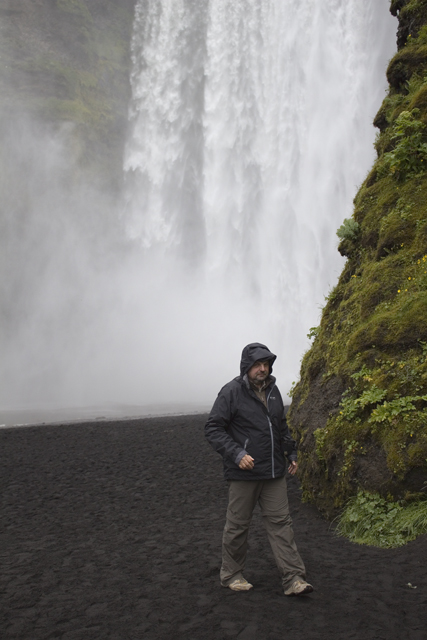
[235,450,247,465]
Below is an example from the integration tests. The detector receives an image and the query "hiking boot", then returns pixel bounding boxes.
[227,578,253,591]
[284,578,313,596]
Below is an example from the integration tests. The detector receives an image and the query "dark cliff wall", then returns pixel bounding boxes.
[288,0,427,518]
[0,0,136,191]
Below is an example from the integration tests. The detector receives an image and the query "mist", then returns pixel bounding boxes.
[0,1,397,422]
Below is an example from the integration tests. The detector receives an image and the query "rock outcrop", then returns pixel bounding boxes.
[289,0,427,518]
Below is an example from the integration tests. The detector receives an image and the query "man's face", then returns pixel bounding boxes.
[247,359,270,384]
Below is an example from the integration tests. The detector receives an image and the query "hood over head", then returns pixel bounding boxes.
[240,343,277,377]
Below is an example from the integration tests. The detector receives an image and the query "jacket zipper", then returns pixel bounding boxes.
[266,387,275,478]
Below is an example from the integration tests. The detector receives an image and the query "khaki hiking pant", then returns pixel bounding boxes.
[220,476,306,590]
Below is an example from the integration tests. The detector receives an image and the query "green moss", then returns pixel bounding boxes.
[394,0,427,48]
[289,9,427,520]
[409,83,427,111]
[348,292,427,354]
[357,260,401,317]
[387,44,427,91]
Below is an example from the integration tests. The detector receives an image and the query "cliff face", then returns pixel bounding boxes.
[0,0,136,190]
[288,0,427,518]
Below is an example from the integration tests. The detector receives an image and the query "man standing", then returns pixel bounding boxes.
[205,343,313,596]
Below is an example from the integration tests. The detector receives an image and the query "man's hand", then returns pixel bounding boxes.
[288,461,298,475]
[239,454,255,470]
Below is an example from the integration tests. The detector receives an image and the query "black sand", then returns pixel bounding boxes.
[1,415,426,639]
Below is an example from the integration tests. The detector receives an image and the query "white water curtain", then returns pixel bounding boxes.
[123,0,396,396]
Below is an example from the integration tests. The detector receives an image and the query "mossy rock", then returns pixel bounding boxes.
[358,261,403,318]
[290,4,427,518]
[391,0,409,17]
[337,237,355,258]
[347,292,427,355]
[373,102,389,133]
[393,0,427,49]
[386,44,427,91]
[375,210,416,259]
[409,83,427,111]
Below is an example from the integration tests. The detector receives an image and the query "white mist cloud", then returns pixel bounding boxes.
[0,116,262,413]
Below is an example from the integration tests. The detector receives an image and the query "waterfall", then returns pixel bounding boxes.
[122,0,396,398]
[0,0,397,418]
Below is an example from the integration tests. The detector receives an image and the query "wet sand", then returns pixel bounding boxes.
[1,415,426,639]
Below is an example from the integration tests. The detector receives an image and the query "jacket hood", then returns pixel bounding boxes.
[240,343,277,376]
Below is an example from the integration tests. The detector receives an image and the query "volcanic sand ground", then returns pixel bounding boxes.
[1,414,426,640]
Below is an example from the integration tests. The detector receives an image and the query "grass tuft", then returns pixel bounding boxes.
[335,490,427,548]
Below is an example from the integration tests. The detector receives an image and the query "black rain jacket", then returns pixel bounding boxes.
[204,343,297,481]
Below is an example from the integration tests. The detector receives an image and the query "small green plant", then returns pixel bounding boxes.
[307,326,319,340]
[324,285,339,304]
[336,490,427,548]
[369,395,427,424]
[288,380,297,398]
[336,218,360,242]
[381,109,427,180]
[419,339,427,359]
[313,427,329,462]
[337,439,360,477]
[338,384,386,422]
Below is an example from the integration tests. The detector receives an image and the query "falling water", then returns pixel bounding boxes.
[122,0,396,396]
[0,0,397,421]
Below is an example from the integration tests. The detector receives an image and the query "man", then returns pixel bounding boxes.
[205,342,313,596]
